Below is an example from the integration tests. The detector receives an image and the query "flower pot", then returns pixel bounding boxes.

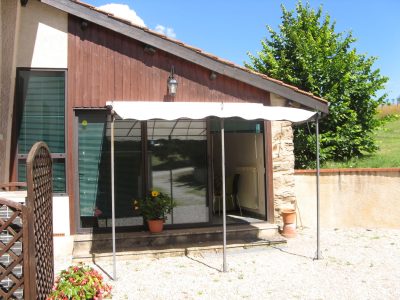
[281,209,297,238]
[147,219,164,233]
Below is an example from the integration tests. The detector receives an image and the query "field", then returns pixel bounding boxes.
[322,105,400,168]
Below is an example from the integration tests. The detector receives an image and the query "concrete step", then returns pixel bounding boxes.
[73,237,286,262]
[73,222,283,260]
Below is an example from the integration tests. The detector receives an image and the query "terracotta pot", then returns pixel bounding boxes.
[147,219,164,233]
[281,209,297,238]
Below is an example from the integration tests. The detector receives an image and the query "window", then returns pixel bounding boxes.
[77,111,143,228]
[16,69,66,193]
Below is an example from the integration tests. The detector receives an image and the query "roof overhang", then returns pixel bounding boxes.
[106,101,317,123]
[40,0,329,114]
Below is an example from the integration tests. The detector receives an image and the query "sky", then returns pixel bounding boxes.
[86,0,400,101]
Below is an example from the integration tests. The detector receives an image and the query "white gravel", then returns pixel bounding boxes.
[65,228,400,299]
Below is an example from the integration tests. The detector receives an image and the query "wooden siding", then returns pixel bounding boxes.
[67,15,271,233]
[68,16,269,105]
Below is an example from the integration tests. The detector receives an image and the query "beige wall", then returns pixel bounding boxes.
[212,133,266,216]
[225,133,266,216]
[1,1,70,234]
[0,1,68,183]
[17,0,68,68]
[0,0,21,182]
[295,169,400,228]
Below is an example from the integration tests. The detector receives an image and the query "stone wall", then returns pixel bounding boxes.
[271,121,296,224]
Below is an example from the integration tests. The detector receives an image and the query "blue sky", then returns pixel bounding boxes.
[86,0,399,101]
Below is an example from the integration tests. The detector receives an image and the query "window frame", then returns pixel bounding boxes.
[15,68,68,196]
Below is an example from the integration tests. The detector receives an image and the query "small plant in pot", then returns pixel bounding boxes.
[134,190,176,233]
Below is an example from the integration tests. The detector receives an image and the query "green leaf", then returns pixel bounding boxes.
[246,0,388,168]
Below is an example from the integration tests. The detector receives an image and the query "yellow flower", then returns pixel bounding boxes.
[151,190,160,197]
[133,200,138,205]
[134,206,139,210]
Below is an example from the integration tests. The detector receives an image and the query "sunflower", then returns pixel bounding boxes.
[151,190,160,197]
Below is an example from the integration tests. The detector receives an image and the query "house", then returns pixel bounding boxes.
[0,0,328,248]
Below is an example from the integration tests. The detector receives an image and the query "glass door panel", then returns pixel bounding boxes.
[147,119,208,224]
[77,111,142,229]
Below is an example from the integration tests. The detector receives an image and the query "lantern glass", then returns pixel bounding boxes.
[167,77,178,96]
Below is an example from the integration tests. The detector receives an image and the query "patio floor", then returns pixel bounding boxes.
[83,227,400,299]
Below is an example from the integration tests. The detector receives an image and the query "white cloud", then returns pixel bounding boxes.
[155,24,177,39]
[97,3,145,27]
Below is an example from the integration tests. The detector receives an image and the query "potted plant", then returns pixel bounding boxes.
[47,263,112,300]
[134,190,176,233]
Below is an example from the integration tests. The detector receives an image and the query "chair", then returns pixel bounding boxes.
[213,174,242,216]
[231,174,242,216]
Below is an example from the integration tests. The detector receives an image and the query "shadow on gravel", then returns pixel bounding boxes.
[92,256,114,280]
[271,245,314,260]
[185,254,222,273]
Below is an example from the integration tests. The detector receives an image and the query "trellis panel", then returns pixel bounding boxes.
[26,142,54,300]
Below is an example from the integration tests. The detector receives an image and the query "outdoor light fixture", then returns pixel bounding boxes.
[210,71,217,81]
[167,66,178,96]
[144,45,156,54]
[81,20,88,31]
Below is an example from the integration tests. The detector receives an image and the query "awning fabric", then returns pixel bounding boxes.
[106,101,317,123]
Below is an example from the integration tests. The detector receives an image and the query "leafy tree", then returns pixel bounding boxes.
[246,1,388,168]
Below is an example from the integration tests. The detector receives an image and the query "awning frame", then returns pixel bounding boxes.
[107,101,323,279]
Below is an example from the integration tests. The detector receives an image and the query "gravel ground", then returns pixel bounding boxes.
[61,228,400,299]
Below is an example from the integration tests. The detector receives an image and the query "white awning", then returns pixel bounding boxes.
[106,101,317,122]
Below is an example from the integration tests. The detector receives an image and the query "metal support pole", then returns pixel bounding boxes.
[111,112,117,279]
[221,118,227,272]
[314,112,322,260]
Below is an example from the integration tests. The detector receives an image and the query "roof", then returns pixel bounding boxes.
[40,0,329,113]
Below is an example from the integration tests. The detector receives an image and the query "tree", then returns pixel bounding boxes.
[246,2,388,168]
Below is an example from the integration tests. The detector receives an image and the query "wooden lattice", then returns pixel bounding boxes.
[0,198,27,299]
[26,142,54,300]
[0,142,54,299]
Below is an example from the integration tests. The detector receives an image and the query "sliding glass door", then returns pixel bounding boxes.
[147,119,209,224]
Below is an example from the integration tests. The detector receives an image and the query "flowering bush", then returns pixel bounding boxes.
[47,263,112,300]
[133,190,176,220]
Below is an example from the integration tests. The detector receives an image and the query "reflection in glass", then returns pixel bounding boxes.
[78,112,142,228]
[147,119,208,224]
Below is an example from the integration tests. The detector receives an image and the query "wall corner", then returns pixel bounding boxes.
[271,121,296,225]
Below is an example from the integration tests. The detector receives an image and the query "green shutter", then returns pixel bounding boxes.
[18,71,65,154]
[17,70,66,193]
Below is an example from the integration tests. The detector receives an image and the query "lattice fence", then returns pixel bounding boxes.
[0,142,54,299]
[26,142,54,299]
[0,198,27,299]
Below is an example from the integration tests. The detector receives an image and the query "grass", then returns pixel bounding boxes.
[322,106,400,168]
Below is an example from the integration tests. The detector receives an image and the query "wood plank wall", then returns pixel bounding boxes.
[68,15,269,106]
[67,15,271,233]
